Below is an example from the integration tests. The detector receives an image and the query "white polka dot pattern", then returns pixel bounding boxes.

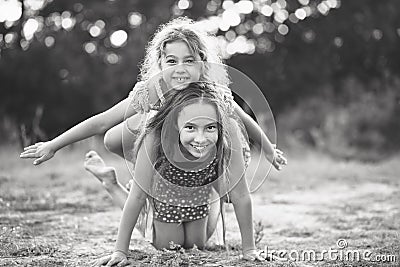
[152,157,218,223]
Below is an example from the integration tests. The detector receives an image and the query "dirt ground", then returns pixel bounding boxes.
[1,141,399,266]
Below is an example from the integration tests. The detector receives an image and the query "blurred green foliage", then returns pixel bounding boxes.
[0,0,399,160]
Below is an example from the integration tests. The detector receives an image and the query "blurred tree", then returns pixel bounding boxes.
[0,0,175,145]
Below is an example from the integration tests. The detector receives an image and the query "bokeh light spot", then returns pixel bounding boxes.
[4,32,15,44]
[333,36,343,47]
[0,0,22,23]
[128,12,142,27]
[252,23,264,35]
[23,18,39,40]
[106,52,119,64]
[110,30,128,47]
[298,0,309,5]
[222,9,241,27]
[84,42,96,54]
[235,0,253,14]
[295,8,307,20]
[260,5,273,16]
[89,25,101,37]
[44,36,55,47]
[177,0,190,10]
[372,29,383,40]
[277,24,289,35]
[222,0,234,10]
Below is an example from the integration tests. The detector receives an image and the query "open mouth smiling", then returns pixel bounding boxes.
[173,77,190,83]
[191,144,208,151]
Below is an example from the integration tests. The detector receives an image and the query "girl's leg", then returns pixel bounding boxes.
[90,115,143,208]
[183,217,208,249]
[104,114,143,160]
[84,151,128,209]
[103,122,124,158]
[152,220,185,249]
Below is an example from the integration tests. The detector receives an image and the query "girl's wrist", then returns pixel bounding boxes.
[49,139,61,152]
[263,147,275,163]
[113,249,127,256]
[243,247,257,254]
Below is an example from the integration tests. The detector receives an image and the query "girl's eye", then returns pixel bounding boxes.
[166,59,176,64]
[207,125,217,131]
[185,59,195,64]
[184,125,195,131]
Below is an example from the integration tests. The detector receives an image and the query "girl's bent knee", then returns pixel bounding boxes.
[104,129,120,154]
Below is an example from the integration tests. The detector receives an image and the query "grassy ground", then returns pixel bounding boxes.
[0,139,399,266]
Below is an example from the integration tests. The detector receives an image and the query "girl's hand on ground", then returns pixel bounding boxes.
[19,141,56,165]
[92,251,129,267]
[242,248,266,261]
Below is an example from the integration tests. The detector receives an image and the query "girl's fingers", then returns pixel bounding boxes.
[20,148,37,155]
[23,145,37,151]
[23,145,35,151]
[33,155,47,165]
[106,258,120,267]
[23,142,43,151]
[242,254,255,261]
[117,259,129,267]
[273,161,282,171]
[91,255,110,267]
[20,152,39,159]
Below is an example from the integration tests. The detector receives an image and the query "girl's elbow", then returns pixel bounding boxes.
[129,185,148,203]
[90,114,110,134]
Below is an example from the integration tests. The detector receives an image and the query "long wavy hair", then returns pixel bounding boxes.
[138,17,230,88]
[134,82,232,191]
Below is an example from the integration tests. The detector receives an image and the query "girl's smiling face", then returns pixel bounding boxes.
[160,41,203,90]
[177,102,219,159]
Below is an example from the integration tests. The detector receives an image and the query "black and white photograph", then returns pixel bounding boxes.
[0,0,399,266]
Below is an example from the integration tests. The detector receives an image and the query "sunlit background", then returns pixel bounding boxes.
[0,0,341,57]
[1,0,399,161]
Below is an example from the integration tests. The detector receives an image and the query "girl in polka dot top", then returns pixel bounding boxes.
[95,82,266,266]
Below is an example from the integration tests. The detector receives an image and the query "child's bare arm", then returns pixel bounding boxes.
[20,92,138,165]
[96,133,156,266]
[226,119,256,253]
[232,101,287,170]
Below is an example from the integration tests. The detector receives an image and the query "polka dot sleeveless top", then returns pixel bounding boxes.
[152,157,218,223]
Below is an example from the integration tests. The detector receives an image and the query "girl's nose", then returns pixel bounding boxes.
[174,63,187,73]
[194,131,206,143]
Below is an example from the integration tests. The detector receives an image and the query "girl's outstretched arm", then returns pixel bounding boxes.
[20,92,138,165]
[232,101,287,170]
[94,133,156,266]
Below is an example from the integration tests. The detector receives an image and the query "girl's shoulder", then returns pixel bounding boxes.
[128,80,164,112]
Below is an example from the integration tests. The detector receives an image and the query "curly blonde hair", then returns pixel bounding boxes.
[138,17,230,88]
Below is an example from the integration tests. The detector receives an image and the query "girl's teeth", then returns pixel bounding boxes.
[193,145,206,150]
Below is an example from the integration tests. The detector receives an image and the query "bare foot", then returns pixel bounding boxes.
[84,151,117,187]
